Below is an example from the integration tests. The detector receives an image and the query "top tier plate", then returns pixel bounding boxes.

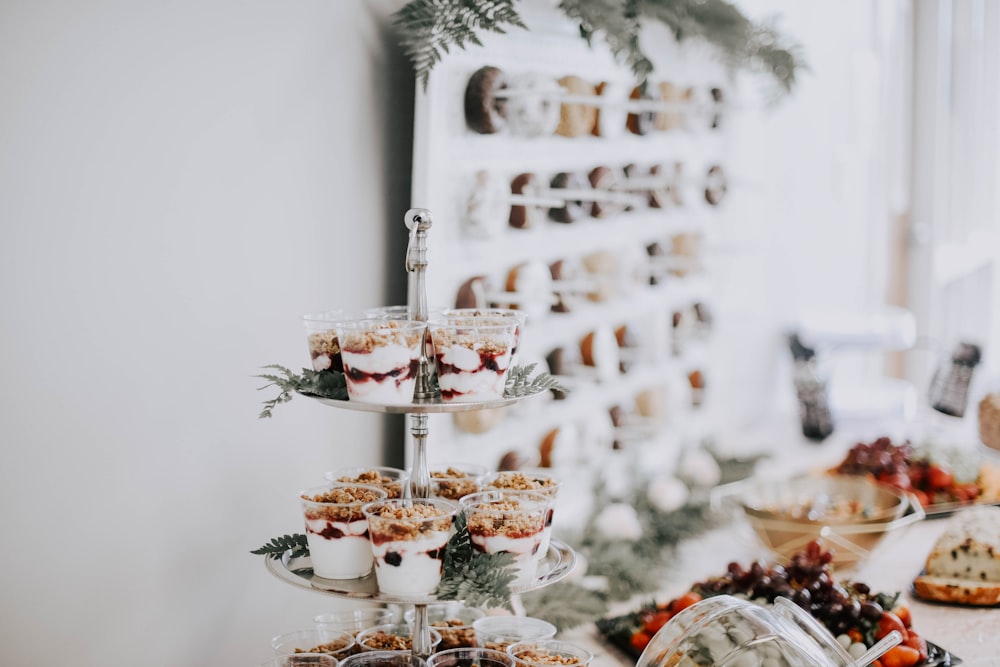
[298,387,548,414]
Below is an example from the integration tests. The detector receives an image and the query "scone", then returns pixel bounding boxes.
[913,505,1000,605]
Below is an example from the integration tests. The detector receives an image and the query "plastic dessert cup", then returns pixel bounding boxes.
[262,655,340,667]
[303,310,362,373]
[335,318,425,405]
[482,471,561,557]
[429,463,488,502]
[428,648,514,667]
[340,651,426,667]
[404,602,487,650]
[314,608,397,636]
[324,466,409,500]
[460,490,551,588]
[471,616,557,653]
[363,498,459,597]
[272,629,356,660]
[441,308,527,362]
[300,483,388,579]
[355,624,442,654]
[505,640,594,667]
[427,317,519,402]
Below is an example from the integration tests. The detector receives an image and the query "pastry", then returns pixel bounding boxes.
[626,85,656,135]
[581,250,618,302]
[593,81,627,139]
[455,275,492,309]
[548,171,589,223]
[622,163,651,211]
[979,392,1000,452]
[913,506,1000,605]
[539,424,581,468]
[505,260,553,303]
[452,407,507,434]
[655,81,683,131]
[505,72,562,138]
[647,164,671,209]
[588,165,627,218]
[704,165,728,206]
[580,327,621,383]
[464,65,509,134]
[549,257,584,314]
[635,386,668,423]
[463,170,508,238]
[555,75,598,137]
[509,172,546,229]
[497,449,536,471]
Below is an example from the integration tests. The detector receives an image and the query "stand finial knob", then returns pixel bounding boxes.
[405,208,433,231]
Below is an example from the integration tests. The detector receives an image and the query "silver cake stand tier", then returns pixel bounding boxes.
[265,539,577,604]
[298,387,547,414]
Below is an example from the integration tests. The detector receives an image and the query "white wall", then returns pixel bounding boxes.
[0,1,413,664]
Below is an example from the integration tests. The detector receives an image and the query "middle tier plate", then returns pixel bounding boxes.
[265,539,577,604]
[299,387,547,414]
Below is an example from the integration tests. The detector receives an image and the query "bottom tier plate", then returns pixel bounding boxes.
[265,539,577,604]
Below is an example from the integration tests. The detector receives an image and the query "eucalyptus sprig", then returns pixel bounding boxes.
[504,363,568,398]
[393,0,804,97]
[437,512,517,611]
[250,533,309,560]
[255,365,347,418]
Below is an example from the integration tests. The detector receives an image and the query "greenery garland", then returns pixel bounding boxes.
[394,0,804,95]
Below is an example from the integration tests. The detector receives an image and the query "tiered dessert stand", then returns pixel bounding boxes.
[265,209,578,661]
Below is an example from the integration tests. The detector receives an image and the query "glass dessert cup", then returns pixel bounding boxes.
[336,318,426,405]
[505,640,594,667]
[362,498,459,597]
[427,316,519,403]
[440,308,527,362]
[324,467,409,500]
[481,471,561,557]
[635,595,857,667]
[271,629,356,660]
[404,602,487,651]
[471,616,557,653]
[460,490,551,588]
[429,462,488,502]
[300,483,389,580]
[355,623,443,654]
[428,648,514,667]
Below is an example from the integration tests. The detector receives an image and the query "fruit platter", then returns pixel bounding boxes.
[830,436,1000,516]
[595,541,961,667]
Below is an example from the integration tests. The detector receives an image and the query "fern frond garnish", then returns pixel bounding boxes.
[250,533,309,560]
[504,363,569,398]
[255,365,348,418]
[438,512,517,611]
[393,0,528,90]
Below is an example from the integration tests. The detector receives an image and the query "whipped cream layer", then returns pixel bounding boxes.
[341,343,419,404]
[370,532,450,596]
[435,342,512,402]
[304,517,373,579]
[468,532,541,588]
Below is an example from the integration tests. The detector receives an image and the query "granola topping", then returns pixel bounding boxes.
[308,330,341,358]
[342,321,422,353]
[302,486,383,523]
[293,637,352,655]
[512,649,584,666]
[432,329,511,356]
[489,472,558,491]
[337,470,404,499]
[368,503,454,542]
[431,620,477,650]
[466,500,544,538]
[360,631,412,651]
[431,468,479,500]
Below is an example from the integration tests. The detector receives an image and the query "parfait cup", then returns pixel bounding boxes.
[482,471,561,557]
[314,608,397,638]
[440,308,527,363]
[428,648,513,667]
[324,466,409,500]
[404,603,487,651]
[471,617,557,653]
[429,462,488,502]
[427,316,519,403]
[300,483,388,580]
[303,310,364,373]
[341,651,426,667]
[506,640,593,667]
[459,490,551,589]
[355,624,443,654]
[271,629,356,660]
[362,498,459,597]
[335,318,426,405]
